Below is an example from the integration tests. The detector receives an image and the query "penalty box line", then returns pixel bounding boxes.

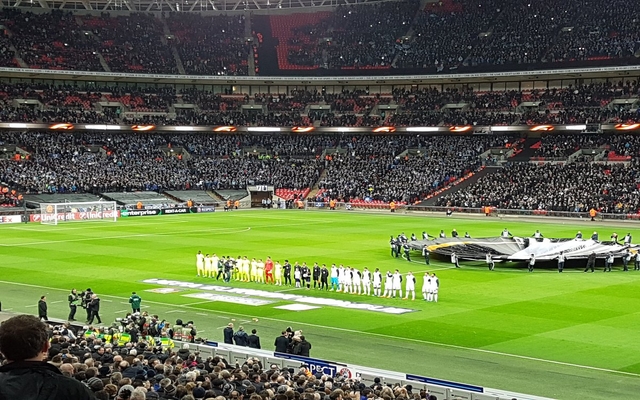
[0,279,638,379]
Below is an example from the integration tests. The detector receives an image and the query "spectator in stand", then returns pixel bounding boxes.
[0,315,95,400]
[437,161,640,213]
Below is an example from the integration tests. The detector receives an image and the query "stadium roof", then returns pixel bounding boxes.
[9,0,384,12]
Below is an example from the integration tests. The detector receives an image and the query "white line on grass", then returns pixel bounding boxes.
[0,227,251,247]
[182,301,215,307]
[49,300,63,304]
[1,279,638,379]
[276,287,300,293]
[165,310,184,314]
[114,310,128,313]
[196,313,208,316]
[6,219,192,232]
[0,219,316,247]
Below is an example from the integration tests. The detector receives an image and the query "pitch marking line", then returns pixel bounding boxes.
[0,227,252,247]
[114,310,128,314]
[6,219,192,232]
[1,279,638,379]
[0,220,317,247]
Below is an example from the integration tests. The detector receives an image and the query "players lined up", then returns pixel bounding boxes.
[196,251,439,301]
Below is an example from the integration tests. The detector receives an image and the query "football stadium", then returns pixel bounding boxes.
[0,0,640,399]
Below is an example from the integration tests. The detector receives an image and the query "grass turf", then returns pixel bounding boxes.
[1,210,640,400]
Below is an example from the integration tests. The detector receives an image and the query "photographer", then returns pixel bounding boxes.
[80,288,93,323]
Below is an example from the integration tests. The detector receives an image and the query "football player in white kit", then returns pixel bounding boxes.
[250,258,258,282]
[210,254,220,279]
[392,269,403,298]
[430,272,439,302]
[330,264,339,291]
[383,271,393,298]
[240,256,249,282]
[196,250,205,277]
[204,254,213,278]
[256,259,265,283]
[403,271,416,300]
[352,267,361,295]
[373,268,382,297]
[361,267,371,296]
[337,264,345,292]
[343,266,352,294]
[422,272,430,301]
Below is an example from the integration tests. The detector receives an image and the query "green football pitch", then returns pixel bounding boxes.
[1,210,640,400]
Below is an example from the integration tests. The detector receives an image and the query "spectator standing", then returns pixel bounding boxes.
[0,315,95,400]
[128,292,142,313]
[37,296,48,321]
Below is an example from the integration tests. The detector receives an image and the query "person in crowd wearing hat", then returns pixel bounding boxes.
[0,314,95,400]
[117,384,135,400]
[86,376,104,392]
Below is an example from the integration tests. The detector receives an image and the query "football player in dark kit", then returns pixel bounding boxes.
[312,262,321,289]
[320,264,329,290]
[301,263,311,289]
[283,260,292,285]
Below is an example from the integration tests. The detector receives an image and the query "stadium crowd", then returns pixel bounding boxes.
[3,313,427,400]
[436,161,640,213]
[0,82,637,127]
[1,130,640,213]
[0,1,636,74]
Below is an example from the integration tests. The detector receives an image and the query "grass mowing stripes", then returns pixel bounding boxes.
[1,210,640,400]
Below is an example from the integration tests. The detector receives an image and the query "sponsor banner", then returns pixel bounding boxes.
[197,206,216,213]
[0,215,23,224]
[183,292,274,306]
[121,209,161,217]
[405,374,483,393]
[162,207,192,215]
[142,279,416,314]
[30,210,119,222]
[145,288,183,294]
[276,353,345,377]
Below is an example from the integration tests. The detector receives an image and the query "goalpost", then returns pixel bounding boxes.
[39,201,118,225]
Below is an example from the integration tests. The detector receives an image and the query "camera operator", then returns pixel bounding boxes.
[80,288,93,323]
